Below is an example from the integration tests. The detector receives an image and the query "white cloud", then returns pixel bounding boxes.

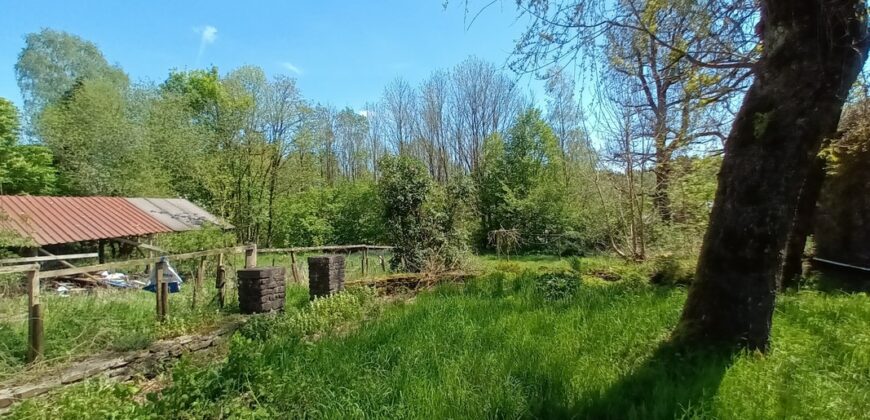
[281,62,303,75]
[194,25,218,65]
[357,110,370,118]
[197,25,218,44]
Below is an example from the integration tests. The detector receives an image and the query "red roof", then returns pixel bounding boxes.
[0,196,173,246]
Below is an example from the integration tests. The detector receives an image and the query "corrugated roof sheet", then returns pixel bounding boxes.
[126,198,231,231]
[0,196,173,246]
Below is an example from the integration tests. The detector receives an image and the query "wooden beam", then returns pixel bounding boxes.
[0,253,98,265]
[0,264,39,275]
[40,246,247,279]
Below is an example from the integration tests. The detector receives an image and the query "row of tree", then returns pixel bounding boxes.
[6,28,721,257]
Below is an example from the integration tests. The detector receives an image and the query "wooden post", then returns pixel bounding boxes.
[98,240,106,264]
[290,251,300,283]
[155,260,167,322]
[380,255,386,272]
[26,268,43,364]
[194,256,205,308]
[245,244,257,268]
[216,253,226,308]
[363,247,369,276]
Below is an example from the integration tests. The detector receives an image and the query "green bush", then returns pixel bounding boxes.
[650,254,694,286]
[535,270,581,301]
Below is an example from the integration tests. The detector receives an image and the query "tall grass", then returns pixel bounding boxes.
[8,259,870,419]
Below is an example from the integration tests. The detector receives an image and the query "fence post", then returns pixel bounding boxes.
[380,255,386,272]
[216,253,226,308]
[194,256,205,308]
[290,251,300,283]
[155,260,167,322]
[363,247,369,276]
[245,244,257,268]
[26,268,43,364]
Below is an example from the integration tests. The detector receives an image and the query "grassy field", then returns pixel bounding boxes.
[7,255,870,419]
[0,250,389,380]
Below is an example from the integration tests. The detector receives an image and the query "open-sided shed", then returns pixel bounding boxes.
[0,196,227,253]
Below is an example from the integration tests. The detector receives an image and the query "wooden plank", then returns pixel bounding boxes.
[0,264,39,275]
[40,246,247,278]
[0,253,98,265]
[26,268,43,363]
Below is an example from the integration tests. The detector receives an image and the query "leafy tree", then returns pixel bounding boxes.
[503,0,869,350]
[38,79,166,196]
[378,155,431,271]
[478,109,569,251]
[0,97,56,194]
[15,29,128,132]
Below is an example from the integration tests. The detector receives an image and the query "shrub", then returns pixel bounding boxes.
[535,270,581,301]
[650,254,694,286]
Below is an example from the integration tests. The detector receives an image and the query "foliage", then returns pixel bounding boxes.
[534,270,581,300]
[15,258,870,419]
[38,79,167,196]
[478,108,577,253]
[272,182,384,247]
[15,28,129,128]
[156,224,237,253]
[0,98,56,195]
[378,155,432,271]
[650,254,695,286]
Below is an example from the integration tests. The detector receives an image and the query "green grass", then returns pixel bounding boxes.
[8,256,870,419]
[0,249,389,380]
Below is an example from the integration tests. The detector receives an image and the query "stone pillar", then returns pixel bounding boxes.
[308,255,345,300]
[237,267,286,314]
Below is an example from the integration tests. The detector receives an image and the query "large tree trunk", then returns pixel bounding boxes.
[678,0,868,351]
[780,155,827,289]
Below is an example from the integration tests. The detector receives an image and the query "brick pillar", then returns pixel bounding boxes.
[308,255,345,300]
[237,267,286,314]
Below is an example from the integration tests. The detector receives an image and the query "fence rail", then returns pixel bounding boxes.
[0,253,98,265]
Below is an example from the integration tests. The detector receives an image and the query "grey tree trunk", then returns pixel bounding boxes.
[678,0,869,351]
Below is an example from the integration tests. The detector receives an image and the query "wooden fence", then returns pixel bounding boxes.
[0,244,391,364]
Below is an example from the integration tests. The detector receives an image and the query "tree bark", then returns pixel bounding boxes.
[780,154,827,290]
[678,0,869,351]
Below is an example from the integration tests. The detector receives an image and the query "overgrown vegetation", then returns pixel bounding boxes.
[9,258,870,418]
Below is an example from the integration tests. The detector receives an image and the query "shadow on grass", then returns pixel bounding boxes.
[806,267,870,293]
[534,340,735,419]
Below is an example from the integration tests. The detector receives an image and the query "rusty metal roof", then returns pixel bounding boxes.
[126,198,231,231]
[0,196,173,246]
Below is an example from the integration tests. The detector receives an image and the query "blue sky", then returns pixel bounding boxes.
[0,0,544,112]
